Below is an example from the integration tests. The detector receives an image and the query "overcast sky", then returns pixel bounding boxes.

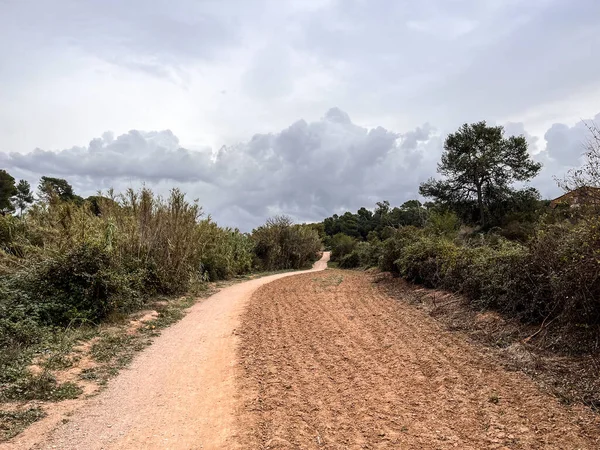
[1,0,600,229]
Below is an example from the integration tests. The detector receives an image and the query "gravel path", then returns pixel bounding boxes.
[7,254,329,450]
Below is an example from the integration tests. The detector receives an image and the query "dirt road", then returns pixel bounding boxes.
[237,270,600,449]
[9,256,600,449]
[9,254,329,450]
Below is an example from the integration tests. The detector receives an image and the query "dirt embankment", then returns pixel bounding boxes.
[237,270,600,449]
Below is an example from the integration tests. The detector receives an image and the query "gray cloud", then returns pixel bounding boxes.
[0,130,214,183]
[0,0,243,83]
[1,108,440,228]
[1,108,597,229]
[543,113,600,165]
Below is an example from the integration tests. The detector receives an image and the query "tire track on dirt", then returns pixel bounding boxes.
[237,270,600,449]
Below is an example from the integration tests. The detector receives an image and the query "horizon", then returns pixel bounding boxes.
[1,0,599,228]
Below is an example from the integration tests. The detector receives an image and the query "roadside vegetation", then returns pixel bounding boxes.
[0,177,320,438]
[325,121,600,353]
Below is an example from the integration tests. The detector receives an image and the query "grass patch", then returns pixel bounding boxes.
[90,332,135,363]
[313,273,344,289]
[0,373,82,402]
[0,407,46,441]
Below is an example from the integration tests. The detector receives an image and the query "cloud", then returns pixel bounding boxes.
[542,113,600,165]
[0,108,440,228]
[0,130,214,183]
[1,108,598,228]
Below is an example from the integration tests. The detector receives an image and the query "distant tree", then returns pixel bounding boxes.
[0,169,17,215]
[13,179,34,216]
[38,176,81,203]
[356,207,374,239]
[373,200,392,233]
[338,211,360,238]
[323,214,341,237]
[419,121,541,226]
[390,200,428,228]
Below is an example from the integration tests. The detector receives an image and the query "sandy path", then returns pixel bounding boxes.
[237,270,600,449]
[8,253,329,450]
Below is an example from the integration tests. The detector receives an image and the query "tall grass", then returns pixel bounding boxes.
[0,187,322,399]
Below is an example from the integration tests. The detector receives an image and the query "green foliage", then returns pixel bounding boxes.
[252,215,321,270]
[378,227,422,274]
[0,170,17,214]
[0,407,46,441]
[197,220,254,280]
[37,176,83,204]
[329,233,357,261]
[0,186,274,403]
[339,251,361,268]
[425,210,460,237]
[376,215,600,329]
[420,121,542,226]
[1,373,82,401]
[12,180,34,216]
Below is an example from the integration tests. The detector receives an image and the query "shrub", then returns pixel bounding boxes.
[329,233,357,262]
[378,213,600,330]
[339,251,361,268]
[395,235,460,288]
[379,226,422,274]
[354,240,382,268]
[252,216,321,270]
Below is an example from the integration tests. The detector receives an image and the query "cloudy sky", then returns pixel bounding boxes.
[1,0,599,229]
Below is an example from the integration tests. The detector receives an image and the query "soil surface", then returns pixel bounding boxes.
[5,255,329,450]
[7,258,600,449]
[237,270,600,449]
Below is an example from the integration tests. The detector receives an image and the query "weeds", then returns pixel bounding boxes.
[0,407,46,441]
[1,373,82,402]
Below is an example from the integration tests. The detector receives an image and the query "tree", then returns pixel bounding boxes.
[419,121,542,226]
[13,179,34,215]
[390,200,428,227]
[38,176,80,203]
[0,169,17,215]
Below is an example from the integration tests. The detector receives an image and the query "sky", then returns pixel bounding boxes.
[1,0,600,229]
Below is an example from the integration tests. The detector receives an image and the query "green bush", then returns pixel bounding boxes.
[379,226,422,274]
[395,235,460,287]
[252,216,321,270]
[329,233,356,262]
[339,251,361,268]
[354,241,382,268]
[377,215,600,329]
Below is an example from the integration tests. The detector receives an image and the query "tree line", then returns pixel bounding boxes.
[324,120,600,353]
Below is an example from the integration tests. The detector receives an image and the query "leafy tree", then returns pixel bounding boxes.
[419,121,542,226]
[389,200,428,227]
[13,179,34,216]
[38,176,81,203]
[356,207,374,239]
[0,170,17,215]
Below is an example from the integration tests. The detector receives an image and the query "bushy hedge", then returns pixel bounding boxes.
[378,217,600,326]
[0,190,254,355]
[252,216,321,270]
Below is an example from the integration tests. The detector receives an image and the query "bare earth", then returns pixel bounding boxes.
[236,270,600,449]
[7,254,600,449]
[5,255,329,450]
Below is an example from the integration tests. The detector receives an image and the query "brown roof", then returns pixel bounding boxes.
[550,186,600,208]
